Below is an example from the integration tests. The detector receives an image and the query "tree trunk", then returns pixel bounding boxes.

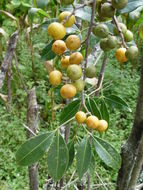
[128,136,143,190]
[116,48,143,190]
[27,87,39,190]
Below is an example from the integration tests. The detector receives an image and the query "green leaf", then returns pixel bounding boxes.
[62,5,92,22]
[47,132,69,181]
[28,8,50,20]
[16,132,54,166]
[67,140,75,169]
[88,153,95,175]
[86,98,102,119]
[60,99,80,125]
[41,41,56,61]
[100,100,109,124]
[105,95,131,112]
[93,136,121,170]
[120,0,143,14]
[36,0,49,9]
[76,137,91,179]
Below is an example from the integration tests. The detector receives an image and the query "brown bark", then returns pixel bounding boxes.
[116,49,143,190]
[0,30,19,95]
[27,87,39,190]
[128,136,143,190]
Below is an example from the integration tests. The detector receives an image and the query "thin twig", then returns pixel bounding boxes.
[62,0,93,25]
[112,16,128,49]
[95,172,108,190]
[14,53,28,93]
[23,124,37,136]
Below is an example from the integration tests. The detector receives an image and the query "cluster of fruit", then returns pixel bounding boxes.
[75,111,108,132]
[94,0,139,63]
[48,10,96,99]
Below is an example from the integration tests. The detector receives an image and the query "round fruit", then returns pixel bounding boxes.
[61,56,70,68]
[115,48,128,63]
[67,64,82,81]
[60,84,76,99]
[59,11,75,28]
[107,35,118,49]
[69,52,83,65]
[73,79,85,92]
[86,115,99,129]
[100,38,110,51]
[101,3,115,18]
[125,46,139,60]
[85,66,96,78]
[113,23,127,35]
[75,111,87,124]
[112,0,128,10]
[93,23,109,38]
[48,22,66,40]
[124,30,133,42]
[97,120,108,132]
[52,40,67,55]
[49,70,62,86]
[60,0,74,5]
[66,35,81,51]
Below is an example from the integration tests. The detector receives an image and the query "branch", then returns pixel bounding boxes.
[112,16,128,49]
[14,53,28,93]
[80,0,96,112]
[0,31,19,91]
[62,0,93,25]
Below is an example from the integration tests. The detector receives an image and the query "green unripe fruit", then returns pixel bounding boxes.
[67,64,82,81]
[101,2,115,18]
[124,30,133,42]
[125,46,139,60]
[60,0,74,5]
[107,35,118,49]
[85,66,96,78]
[113,23,127,35]
[73,79,85,92]
[112,0,128,10]
[93,24,109,38]
[100,38,110,51]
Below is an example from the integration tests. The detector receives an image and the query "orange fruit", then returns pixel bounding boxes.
[60,84,76,99]
[49,70,62,86]
[96,120,108,132]
[86,116,99,129]
[115,48,128,63]
[52,40,67,55]
[59,11,75,27]
[48,22,66,40]
[75,111,87,124]
[69,52,83,65]
[61,56,70,68]
[66,35,81,51]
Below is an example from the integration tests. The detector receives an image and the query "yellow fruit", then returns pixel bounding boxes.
[60,84,76,99]
[75,111,87,124]
[59,11,75,28]
[49,70,62,86]
[66,35,81,50]
[69,52,83,65]
[97,120,108,132]
[67,64,82,81]
[52,40,67,55]
[115,48,128,63]
[48,22,66,40]
[61,56,70,68]
[86,116,99,129]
